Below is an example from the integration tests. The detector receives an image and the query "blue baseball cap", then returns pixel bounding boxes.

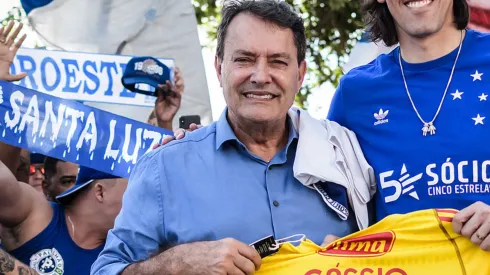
[30,153,45,165]
[122,56,172,96]
[56,166,121,204]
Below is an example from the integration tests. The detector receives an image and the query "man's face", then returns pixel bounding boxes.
[44,161,78,200]
[380,0,454,39]
[216,13,306,125]
[28,164,44,193]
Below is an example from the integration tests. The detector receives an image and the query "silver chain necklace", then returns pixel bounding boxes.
[398,30,464,136]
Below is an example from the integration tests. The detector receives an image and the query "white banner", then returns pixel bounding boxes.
[21,0,212,125]
[11,48,175,107]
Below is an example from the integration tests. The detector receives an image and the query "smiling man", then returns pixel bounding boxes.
[328,0,490,250]
[91,1,358,274]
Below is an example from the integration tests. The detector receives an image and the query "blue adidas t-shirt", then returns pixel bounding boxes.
[328,29,490,221]
[9,202,103,275]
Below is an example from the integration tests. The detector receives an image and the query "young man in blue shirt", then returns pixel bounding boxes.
[328,0,490,250]
[0,159,128,275]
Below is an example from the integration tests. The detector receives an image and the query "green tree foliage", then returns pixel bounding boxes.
[2,1,364,108]
[1,6,45,49]
[193,0,221,48]
[1,6,25,26]
[192,0,364,108]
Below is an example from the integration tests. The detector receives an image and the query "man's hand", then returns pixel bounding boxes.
[175,238,262,275]
[154,67,184,130]
[124,238,262,275]
[321,235,340,247]
[453,201,490,251]
[152,123,202,149]
[0,21,27,82]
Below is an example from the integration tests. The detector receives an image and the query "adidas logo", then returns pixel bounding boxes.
[374,109,389,125]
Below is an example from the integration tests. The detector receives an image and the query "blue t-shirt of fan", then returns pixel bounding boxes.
[328,29,490,221]
[9,202,103,275]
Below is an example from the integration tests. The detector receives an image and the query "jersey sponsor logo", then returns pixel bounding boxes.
[30,248,64,275]
[379,159,490,203]
[426,158,490,197]
[374,109,389,126]
[318,231,396,257]
[379,164,423,203]
[305,267,407,275]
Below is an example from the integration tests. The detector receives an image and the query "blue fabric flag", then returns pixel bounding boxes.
[0,81,172,178]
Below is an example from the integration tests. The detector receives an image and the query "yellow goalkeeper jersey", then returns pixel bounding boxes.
[257,209,490,275]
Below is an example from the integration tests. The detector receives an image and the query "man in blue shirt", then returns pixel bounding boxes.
[328,0,490,250]
[91,1,358,274]
[0,160,128,275]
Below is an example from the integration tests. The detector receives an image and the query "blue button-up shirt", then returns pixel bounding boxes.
[91,111,357,275]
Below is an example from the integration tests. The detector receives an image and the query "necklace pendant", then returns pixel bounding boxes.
[422,122,436,136]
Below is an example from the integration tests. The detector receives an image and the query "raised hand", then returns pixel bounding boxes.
[0,21,27,82]
[154,67,185,130]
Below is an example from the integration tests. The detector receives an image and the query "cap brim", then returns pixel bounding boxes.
[55,179,94,204]
[122,76,161,88]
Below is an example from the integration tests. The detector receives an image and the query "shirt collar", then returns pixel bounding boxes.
[215,108,238,150]
[285,114,299,144]
[215,108,298,151]
[281,113,299,160]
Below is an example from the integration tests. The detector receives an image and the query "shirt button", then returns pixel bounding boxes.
[268,166,273,170]
[273,201,279,207]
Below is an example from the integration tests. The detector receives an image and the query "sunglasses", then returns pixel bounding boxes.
[29,165,45,176]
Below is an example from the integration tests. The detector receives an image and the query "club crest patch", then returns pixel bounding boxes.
[30,248,64,275]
